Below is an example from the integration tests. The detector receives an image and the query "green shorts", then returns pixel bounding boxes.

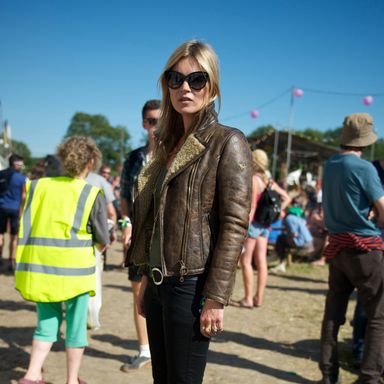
[34,293,89,348]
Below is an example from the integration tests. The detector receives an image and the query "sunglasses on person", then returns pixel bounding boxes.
[143,118,158,126]
[164,70,209,91]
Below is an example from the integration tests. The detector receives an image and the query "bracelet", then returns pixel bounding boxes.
[118,217,132,228]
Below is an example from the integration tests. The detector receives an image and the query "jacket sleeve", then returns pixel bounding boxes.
[202,131,253,305]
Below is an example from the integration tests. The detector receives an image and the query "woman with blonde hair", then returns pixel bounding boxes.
[235,149,290,308]
[127,40,253,383]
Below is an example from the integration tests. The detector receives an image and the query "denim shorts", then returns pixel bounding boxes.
[247,221,270,239]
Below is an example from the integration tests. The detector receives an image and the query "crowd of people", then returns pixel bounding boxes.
[1,40,383,384]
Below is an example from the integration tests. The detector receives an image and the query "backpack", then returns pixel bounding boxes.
[254,179,281,226]
[0,168,13,197]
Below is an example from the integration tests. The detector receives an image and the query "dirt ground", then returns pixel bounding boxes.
[0,238,360,384]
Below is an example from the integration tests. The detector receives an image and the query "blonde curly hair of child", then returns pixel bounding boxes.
[56,136,102,178]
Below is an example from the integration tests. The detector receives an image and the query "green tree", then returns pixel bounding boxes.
[10,139,32,167]
[363,138,384,161]
[296,128,324,143]
[322,127,343,147]
[374,138,384,159]
[248,124,276,139]
[65,112,131,168]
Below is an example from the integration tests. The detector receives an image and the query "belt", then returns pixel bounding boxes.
[149,267,198,286]
[150,267,164,285]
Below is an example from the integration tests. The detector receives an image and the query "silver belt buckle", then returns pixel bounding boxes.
[151,267,164,285]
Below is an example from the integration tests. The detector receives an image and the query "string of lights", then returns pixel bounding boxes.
[301,88,384,97]
[222,86,383,123]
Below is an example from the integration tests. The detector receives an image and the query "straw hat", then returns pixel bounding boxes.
[252,149,269,172]
[340,113,377,147]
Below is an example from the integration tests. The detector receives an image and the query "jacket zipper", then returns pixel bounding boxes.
[179,161,200,281]
[159,181,168,276]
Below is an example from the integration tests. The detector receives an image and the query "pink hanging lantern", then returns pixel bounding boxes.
[363,96,373,106]
[250,110,259,118]
[293,88,304,97]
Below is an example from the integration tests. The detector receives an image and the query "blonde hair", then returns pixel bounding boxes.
[252,149,269,183]
[56,136,101,177]
[156,40,221,159]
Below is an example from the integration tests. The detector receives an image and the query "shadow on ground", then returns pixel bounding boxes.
[209,330,358,382]
[267,284,327,296]
[0,299,35,312]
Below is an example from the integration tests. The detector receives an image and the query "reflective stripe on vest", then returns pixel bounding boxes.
[18,180,93,247]
[16,262,95,276]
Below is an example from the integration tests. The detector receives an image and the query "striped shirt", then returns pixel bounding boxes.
[323,233,384,259]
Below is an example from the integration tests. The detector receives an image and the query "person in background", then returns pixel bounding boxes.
[96,164,117,240]
[15,136,109,384]
[85,165,116,330]
[29,159,46,180]
[29,154,62,180]
[308,196,328,266]
[235,149,290,308]
[350,153,384,369]
[0,154,27,272]
[99,164,113,183]
[86,167,117,257]
[44,154,63,177]
[120,99,160,371]
[127,40,253,384]
[372,159,384,185]
[111,175,121,222]
[319,113,384,384]
[271,204,314,273]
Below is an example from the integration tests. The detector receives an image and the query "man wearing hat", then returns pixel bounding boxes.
[319,113,384,384]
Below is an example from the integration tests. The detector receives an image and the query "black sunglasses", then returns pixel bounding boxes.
[143,117,158,126]
[164,70,209,91]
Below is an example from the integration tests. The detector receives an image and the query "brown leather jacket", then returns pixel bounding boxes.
[128,107,253,305]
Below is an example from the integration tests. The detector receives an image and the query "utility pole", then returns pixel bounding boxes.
[286,87,294,175]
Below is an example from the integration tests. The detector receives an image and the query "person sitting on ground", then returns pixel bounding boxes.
[271,204,314,273]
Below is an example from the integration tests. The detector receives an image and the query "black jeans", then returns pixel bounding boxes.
[144,274,210,384]
[352,295,368,364]
[320,249,384,384]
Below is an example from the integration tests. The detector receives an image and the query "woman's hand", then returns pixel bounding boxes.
[121,226,132,252]
[200,298,224,338]
[136,275,148,317]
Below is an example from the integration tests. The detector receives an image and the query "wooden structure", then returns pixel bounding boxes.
[248,130,339,181]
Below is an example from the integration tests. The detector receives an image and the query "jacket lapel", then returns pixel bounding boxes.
[134,106,217,229]
[134,159,163,231]
[162,134,206,188]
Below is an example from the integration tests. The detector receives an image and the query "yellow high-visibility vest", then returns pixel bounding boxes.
[15,176,100,302]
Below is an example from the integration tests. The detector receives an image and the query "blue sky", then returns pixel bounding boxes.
[1,0,383,158]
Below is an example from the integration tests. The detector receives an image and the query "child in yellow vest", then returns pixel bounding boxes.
[15,136,109,384]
